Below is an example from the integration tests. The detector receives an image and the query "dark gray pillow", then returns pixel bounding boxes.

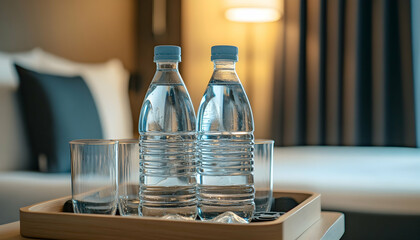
[15,64,103,173]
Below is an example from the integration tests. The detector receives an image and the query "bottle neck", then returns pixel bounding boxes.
[156,61,179,70]
[213,60,236,71]
[151,61,183,85]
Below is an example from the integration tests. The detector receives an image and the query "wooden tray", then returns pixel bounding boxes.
[20,191,321,240]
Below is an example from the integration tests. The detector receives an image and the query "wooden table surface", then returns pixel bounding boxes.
[0,212,344,240]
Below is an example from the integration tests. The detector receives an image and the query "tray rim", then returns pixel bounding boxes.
[20,190,320,226]
[20,190,321,240]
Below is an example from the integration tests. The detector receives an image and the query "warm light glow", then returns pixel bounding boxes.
[225,7,280,22]
[183,0,280,138]
[224,0,281,23]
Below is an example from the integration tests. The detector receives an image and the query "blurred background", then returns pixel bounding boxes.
[0,0,279,140]
[1,0,417,147]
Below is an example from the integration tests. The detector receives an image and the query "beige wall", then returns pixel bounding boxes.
[182,0,281,138]
[0,0,138,71]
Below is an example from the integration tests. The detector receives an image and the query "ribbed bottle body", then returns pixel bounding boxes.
[139,70,197,219]
[197,80,255,222]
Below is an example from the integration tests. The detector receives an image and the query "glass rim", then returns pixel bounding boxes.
[69,139,118,145]
[114,139,138,145]
[255,139,275,145]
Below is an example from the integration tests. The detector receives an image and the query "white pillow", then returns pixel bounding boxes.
[0,48,42,88]
[34,50,133,139]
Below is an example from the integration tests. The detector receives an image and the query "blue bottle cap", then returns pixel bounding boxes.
[211,45,238,62]
[154,45,181,62]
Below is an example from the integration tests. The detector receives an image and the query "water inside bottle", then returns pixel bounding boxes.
[139,83,197,219]
[197,82,255,222]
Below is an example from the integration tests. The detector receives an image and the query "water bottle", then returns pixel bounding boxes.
[138,45,197,219]
[197,45,255,222]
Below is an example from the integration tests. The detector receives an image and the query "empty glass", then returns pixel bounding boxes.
[254,139,274,212]
[118,139,140,216]
[70,139,118,214]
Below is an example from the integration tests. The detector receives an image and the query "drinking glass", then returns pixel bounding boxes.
[70,139,118,214]
[118,139,140,216]
[254,139,274,212]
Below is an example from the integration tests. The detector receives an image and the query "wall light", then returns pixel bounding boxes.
[225,0,281,23]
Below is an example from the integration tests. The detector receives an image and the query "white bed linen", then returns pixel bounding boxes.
[0,171,70,224]
[273,146,420,215]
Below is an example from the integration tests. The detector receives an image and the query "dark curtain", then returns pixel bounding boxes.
[272,0,416,147]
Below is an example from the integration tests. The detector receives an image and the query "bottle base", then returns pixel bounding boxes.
[198,204,255,223]
[140,206,197,220]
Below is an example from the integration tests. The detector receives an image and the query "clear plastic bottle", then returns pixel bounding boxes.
[138,46,197,219]
[197,45,255,222]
